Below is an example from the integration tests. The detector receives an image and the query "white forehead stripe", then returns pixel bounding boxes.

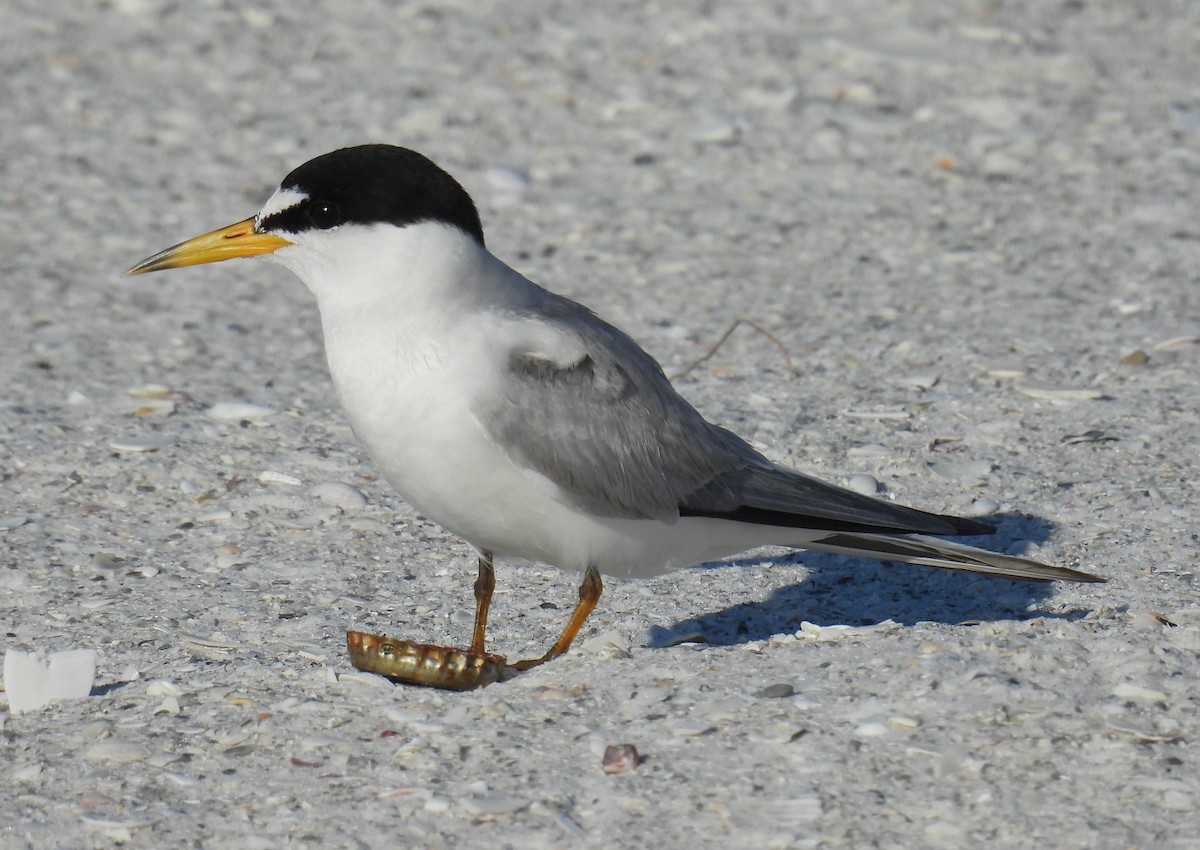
[257,186,309,222]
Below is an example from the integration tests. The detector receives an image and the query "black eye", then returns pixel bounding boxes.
[307,200,341,229]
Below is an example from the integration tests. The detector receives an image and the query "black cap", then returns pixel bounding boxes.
[258,145,485,246]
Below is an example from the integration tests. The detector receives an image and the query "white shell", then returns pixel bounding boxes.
[309,480,369,509]
[207,402,276,420]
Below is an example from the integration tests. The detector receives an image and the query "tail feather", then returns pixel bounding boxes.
[803,532,1103,584]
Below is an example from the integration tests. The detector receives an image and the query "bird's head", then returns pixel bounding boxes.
[126,145,485,285]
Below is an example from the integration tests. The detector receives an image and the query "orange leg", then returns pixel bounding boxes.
[512,565,603,671]
[470,551,495,656]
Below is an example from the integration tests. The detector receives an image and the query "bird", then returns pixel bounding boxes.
[127,144,1102,679]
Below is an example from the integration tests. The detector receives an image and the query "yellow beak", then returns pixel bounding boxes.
[125,217,293,275]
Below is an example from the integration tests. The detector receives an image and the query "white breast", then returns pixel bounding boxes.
[267,221,789,577]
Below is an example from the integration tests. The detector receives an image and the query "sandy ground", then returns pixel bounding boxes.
[2,1,1198,848]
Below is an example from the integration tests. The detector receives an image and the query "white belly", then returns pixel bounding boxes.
[319,308,797,578]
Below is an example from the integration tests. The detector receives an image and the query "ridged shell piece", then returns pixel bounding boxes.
[346,631,505,691]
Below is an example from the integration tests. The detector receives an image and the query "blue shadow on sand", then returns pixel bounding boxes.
[654,513,1094,646]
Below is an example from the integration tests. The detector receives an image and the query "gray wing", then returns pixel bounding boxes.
[474,291,993,536]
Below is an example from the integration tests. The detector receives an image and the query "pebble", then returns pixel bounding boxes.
[846,473,880,495]
[0,515,28,531]
[601,744,640,774]
[754,683,795,699]
[309,481,369,509]
[109,435,171,452]
[207,402,276,421]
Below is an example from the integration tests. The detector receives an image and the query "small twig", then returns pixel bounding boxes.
[672,318,795,380]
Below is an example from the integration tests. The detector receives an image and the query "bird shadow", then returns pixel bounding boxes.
[653,512,1092,647]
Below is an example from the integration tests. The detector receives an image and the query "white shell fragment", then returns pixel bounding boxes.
[146,679,181,697]
[457,794,531,816]
[900,372,940,390]
[1111,683,1168,702]
[484,164,532,193]
[965,498,1001,517]
[127,383,171,398]
[258,470,304,486]
[798,620,900,641]
[3,648,97,714]
[207,402,276,421]
[579,630,632,659]
[847,443,891,458]
[981,362,1027,379]
[109,435,171,452]
[309,480,369,509]
[85,739,150,763]
[843,408,911,420]
[127,398,176,416]
[927,460,993,484]
[178,632,241,649]
[1015,384,1105,402]
[194,506,233,523]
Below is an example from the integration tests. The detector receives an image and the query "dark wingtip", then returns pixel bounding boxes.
[944,515,996,536]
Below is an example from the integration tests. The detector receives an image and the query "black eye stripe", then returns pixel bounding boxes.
[259,199,340,234]
[307,200,342,229]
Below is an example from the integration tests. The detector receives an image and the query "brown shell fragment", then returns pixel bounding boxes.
[346,630,505,691]
[601,744,641,774]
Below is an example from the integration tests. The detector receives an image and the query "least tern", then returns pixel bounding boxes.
[127,144,1102,678]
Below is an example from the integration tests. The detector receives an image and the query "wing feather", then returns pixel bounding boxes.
[473,290,993,537]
